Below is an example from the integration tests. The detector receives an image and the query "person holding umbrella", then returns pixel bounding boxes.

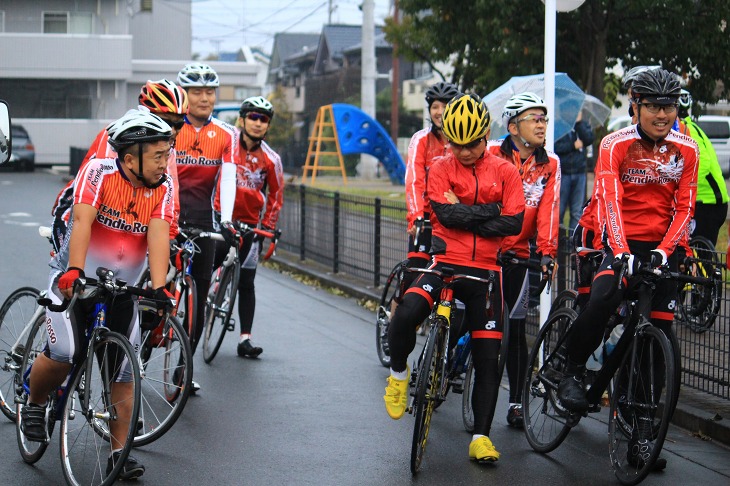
[486,92,561,428]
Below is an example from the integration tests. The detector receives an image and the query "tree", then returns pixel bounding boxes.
[384,0,730,109]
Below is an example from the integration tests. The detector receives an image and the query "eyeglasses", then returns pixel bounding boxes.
[637,102,678,114]
[449,138,484,151]
[186,72,218,84]
[516,114,550,125]
[246,112,270,123]
[160,118,185,130]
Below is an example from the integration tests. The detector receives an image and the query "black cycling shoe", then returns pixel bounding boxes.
[627,438,667,471]
[107,451,145,480]
[20,402,48,442]
[506,405,524,428]
[237,339,263,358]
[557,376,589,413]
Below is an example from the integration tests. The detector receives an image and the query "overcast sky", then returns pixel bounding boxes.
[191,0,392,57]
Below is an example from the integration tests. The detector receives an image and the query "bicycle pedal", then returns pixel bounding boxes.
[587,403,601,413]
[225,321,235,331]
[451,383,464,394]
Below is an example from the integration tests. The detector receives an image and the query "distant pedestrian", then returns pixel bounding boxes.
[554,109,594,230]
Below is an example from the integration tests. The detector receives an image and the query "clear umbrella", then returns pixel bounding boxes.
[483,72,585,142]
[581,94,612,128]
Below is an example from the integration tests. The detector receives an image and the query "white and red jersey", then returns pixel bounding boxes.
[51,157,175,283]
[405,127,450,228]
[175,116,236,228]
[214,136,284,228]
[594,125,699,256]
[52,128,180,238]
[487,137,561,259]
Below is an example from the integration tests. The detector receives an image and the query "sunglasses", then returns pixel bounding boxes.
[246,112,270,123]
[637,102,678,114]
[516,114,550,125]
[186,72,218,84]
[161,119,185,130]
[449,138,484,151]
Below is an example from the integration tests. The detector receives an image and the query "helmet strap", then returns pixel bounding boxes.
[128,143,167,189]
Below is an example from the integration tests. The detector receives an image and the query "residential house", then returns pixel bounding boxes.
[0,0,266,165]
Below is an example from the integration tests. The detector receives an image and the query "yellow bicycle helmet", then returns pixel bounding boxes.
[442,94,491,145]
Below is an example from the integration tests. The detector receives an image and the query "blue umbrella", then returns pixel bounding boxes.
[483,73,586,142]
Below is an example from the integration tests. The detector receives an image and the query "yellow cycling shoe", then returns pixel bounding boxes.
[383,367,409,420]
[469,436,500,463]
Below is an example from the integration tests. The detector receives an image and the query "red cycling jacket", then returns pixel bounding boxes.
[405,127,450,228]
[213,135,284,228]
[594,125,699,257]
[427,151,525,270]
[487,137,561,259]
[175,116,235,228]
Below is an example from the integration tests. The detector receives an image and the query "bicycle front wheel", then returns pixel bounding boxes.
[0,286,41,421]
[376,261,404,367]
[410,321,444,474]
[522,308,578,453]
[15,312,52,464]
[677,236,721,333]
[609,325,675,485]
[135,315,193,446]
[60,330,141,486]
[203,264,239,363]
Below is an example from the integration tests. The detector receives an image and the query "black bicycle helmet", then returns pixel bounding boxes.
[239,96,274,119]
[630,68,681,104]
[425,82,459,106]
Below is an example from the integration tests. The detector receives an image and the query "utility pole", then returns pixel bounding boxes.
[328,0,333,23]
[360,0,377,178]
[390,0,400,144]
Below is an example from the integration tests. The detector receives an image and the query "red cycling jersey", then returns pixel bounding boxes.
[213,137,284,228]
[52,128,180,239]
[405,127,450,228]
[427,151,525,270]
[52,157,175,283]
[175,116,235,228]
[594,125,699,256]
[487,137,561,259]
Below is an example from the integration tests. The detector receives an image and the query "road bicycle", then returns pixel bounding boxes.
[675,235,723,333]
[15,267,149,486]
[406,266,499,474]
[460,250,551,432]
[202,222,279,363]
[375,220,432,368]
[0,286,42,422]
[522,257,716,485]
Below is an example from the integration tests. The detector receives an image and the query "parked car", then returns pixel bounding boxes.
[607,114,730,177]
[9,124,35,172]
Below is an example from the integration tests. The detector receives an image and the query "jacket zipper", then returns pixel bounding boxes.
[472,165,478,261]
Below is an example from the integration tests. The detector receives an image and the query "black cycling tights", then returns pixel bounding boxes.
[502,264,528,404]
[185,236,217,354]
[237,268,257,335]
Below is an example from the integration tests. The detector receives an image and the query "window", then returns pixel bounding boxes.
[43,11,93,34]
[0,11,5,32]
[697,120,730,140]
[141,0,154,12]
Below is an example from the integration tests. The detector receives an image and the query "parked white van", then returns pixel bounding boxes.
[607,115,730,177]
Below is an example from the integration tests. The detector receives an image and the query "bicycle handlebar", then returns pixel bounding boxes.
[40,267,167,313]
[405,266,495,286]
[498,250,553,296]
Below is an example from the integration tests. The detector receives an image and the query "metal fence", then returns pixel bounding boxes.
[277,184,730,400]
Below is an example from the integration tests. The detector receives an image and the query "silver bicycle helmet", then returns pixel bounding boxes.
[177,63,220,88]
[107,110,172,152]
[502,92,547,126]
[678,89,693,112]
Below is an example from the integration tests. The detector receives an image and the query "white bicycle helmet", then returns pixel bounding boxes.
[107,109,172,152]
[239,96,274,119]
[177,63,220,88]
[679,89,693,112]
[502,92,547,126]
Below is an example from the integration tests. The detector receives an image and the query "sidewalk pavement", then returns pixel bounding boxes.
[268,248,730,449]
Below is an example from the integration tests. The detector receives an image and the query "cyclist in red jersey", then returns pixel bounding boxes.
[557,68,699,470]
[383,94,525,463]
[486,92,561,428]
[22,111,176,480]
[214,96,284,358]
[51,79,188,249]
[175,63,236,386]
